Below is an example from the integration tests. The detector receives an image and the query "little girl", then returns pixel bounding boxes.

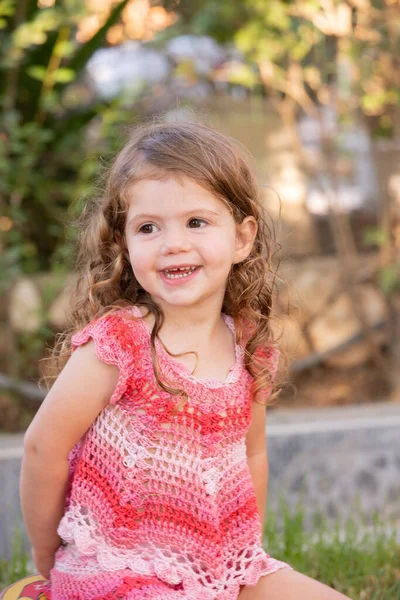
[20,121,350,600]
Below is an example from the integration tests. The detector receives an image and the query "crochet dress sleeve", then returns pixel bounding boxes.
[70,312,134,406]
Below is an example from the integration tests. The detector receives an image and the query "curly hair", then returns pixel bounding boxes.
[48,120,282,408]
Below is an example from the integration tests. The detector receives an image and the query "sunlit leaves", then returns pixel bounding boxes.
[259,0,292,30]
[51,67,75,82]
[221,62,258,89]
[26,65,47,81]
[0,0,14,29]
[361,89,399,115]
[378,264,400,296]
[53,38,76,58]
[11,8,61,55]
[27,63,75,83]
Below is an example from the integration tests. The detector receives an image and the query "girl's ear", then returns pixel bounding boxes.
[233,216,258,264]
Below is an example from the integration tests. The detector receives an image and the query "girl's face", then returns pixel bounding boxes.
[124,177,256,311]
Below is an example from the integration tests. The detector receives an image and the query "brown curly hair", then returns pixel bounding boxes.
[48,120,282,407]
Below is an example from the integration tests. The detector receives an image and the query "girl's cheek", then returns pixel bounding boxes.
[208,238,235,258]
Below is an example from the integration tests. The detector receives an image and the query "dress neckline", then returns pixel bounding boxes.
[129,305,243,389]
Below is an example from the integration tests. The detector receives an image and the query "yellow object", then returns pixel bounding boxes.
[0,575,49,600]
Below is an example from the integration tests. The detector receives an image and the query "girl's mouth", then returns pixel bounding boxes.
[160,266,200,283]
[163,266,198,279]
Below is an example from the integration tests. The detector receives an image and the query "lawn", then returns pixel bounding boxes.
[263,502,400,599]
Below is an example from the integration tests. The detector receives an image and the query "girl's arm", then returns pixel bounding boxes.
[20,339,119,578]
[245,400,268,527]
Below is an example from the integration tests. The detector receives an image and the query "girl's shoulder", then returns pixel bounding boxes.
[70,307,145,406]
[71,306,144,365]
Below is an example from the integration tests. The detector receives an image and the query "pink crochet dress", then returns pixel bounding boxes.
[48,306,290,599]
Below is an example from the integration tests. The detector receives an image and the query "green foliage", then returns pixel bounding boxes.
[378,264,400,297]
[264,500,400,598]
[223,63,258,90]
[0,0,15,30]
[16,324,54,379]
[167,0,399,135]
[0,0,132,282]
[363,227,400,297]
[0,526,29,588]
[189,3,250,44]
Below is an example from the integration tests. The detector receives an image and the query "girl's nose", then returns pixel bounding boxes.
[161,229,192,255]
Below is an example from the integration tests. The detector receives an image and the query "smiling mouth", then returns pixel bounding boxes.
[162,266,199,279]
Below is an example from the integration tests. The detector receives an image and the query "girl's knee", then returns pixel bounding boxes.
[238,568,352,600]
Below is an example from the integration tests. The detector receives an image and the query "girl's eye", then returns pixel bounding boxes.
[138,223,157,234]
[188,218,206,228]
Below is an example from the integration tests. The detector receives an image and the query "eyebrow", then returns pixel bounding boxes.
[128,208,220,225]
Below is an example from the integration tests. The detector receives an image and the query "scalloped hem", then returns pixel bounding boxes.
[53,530,291,600]
[238,550,292,586]
[49,563,293,600]
[240,559,292,588]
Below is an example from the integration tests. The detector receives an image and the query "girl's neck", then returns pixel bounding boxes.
[136,300,237,380]
[139,299,227,347]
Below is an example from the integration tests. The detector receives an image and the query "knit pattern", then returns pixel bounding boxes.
[49,306,290,599]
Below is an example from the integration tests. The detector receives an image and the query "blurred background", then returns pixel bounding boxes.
[1,0,399,428]
[1,2,400,594]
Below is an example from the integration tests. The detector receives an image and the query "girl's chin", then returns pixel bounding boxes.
[152,289,207,309]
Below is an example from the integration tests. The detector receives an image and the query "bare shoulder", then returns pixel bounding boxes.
[53,337,120,404]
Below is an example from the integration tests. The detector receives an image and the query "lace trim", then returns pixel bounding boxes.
[130,306,244,389]
[57,512,291,599]
[70,308,260,412]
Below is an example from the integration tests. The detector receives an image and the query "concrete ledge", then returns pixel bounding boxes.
[0,435,25,560]
[266,402,400,527]
[1,402,399,559]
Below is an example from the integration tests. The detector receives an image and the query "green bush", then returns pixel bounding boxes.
[0,0,132,282]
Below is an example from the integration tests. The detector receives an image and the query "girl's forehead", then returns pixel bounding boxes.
[126,177,230,215]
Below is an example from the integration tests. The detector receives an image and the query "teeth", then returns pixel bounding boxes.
[163,266,197,279]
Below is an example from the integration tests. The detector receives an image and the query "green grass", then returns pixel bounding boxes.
[1,504,399,598]
[0,528,30,589]
[263,501,400,599]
